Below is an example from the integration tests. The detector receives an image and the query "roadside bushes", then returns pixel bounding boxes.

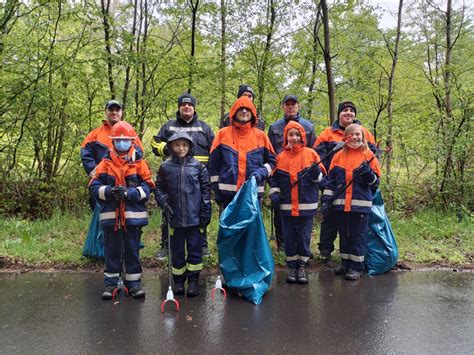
[0,176,89,220]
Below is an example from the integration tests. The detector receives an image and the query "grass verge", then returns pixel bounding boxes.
[0,207,472,269]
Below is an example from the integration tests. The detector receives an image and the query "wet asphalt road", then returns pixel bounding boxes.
[0,271,473,354]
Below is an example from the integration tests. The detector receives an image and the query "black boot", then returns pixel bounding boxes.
[102,285,118,300]
[187,273,200,297]
[286,267,297,284]
[173,275,185,295]
[296,265,308,284]
[130,286,146,299]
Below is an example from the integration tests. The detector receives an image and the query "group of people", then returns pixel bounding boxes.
[80,85,381,301]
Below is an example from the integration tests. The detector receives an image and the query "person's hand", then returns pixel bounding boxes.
[111,185,127,200]
[250,168,268,183]
[308,163,321,180]
[270,193,280,209]
[163,203,174,222]
[359,161,376,185]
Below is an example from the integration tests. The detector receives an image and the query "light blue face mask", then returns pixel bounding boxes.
[114,139,133,152]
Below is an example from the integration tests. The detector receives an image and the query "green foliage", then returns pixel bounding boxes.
[0,207,471,267]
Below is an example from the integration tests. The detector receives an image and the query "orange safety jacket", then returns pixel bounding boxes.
[81,120,144,177]
[209,97,276,200]
[322,147,381,214]
[269,121,326,217]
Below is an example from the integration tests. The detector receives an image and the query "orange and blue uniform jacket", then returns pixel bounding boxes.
[322,147,381,214]
[81,120,144,177]
[269,121,326,217]
[209,97,276,201]
[89,146,155,229]
[314,120,378,172]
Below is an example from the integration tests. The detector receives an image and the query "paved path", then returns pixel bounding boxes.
[0,271,473,354]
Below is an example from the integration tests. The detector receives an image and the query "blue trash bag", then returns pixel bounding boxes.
[217,177,274,305]
[82,203,105,259]
[365,190,398,275]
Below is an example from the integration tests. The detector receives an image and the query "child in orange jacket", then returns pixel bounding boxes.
[321,124,381,280]
[269,121,326,284]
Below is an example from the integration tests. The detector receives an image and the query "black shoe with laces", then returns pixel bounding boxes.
[296,266,308,284]
[286,268,297,284]
[345,269,362,281]
[130,286,146,299]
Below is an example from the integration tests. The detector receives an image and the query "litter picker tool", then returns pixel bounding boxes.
[211,275,227,300]
[161,214,179,312]
[113,197,129,300]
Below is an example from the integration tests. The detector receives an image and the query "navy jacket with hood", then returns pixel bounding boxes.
[155,132,212,228]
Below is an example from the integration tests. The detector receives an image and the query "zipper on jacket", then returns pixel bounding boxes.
[180,160,186,226]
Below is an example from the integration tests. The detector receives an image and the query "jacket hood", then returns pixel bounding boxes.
[283,120,306,148]
[167,131,194,157]
[229,96,258,126]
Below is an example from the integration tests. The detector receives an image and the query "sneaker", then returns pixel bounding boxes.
[345,269,362,281]
[102,285,117,300]
[202,247,211,258]
[334,265,347,275]
[187,275,200,297]
[154,247,168,261]
[286,268,297,284]
[296,266,308,284]
[130,286,146,299]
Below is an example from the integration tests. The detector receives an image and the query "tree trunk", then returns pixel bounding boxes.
[100,0,115,98]
[188,0,200,94]
[257,0,276,114]
[386,0,403,210]
[220,0,227,122]
[320,0,336,125]
[307,4,322,121]
[122,0,138,114]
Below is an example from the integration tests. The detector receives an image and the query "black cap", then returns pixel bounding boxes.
[105,100,123,109]
[337,101,357,117]
[237,85,255,98]
[282,95,298,104]
[178,93,196,108]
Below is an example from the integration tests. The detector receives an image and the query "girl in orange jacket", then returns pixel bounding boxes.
[321,124,381,280]
[269,121,326,284]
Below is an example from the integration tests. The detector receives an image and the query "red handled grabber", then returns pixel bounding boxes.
[161,214,180,312]
[211,275,227,300]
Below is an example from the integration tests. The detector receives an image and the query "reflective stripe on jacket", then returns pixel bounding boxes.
[155,155,211,228]
[314,120,377,171]
[80,120,144,176]
[269,121,325,217]
[151,113,214,166]
[89,147,154,228]
[209,114,275,201]
[322,148,381,213]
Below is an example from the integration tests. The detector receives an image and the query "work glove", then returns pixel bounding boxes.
[163,203,174,223]
[250,167,268,184]
[308,163,321,181]
[359,161,377,185]
[320,203,331,217]
[111,185,127,200]
[270,193,280,210]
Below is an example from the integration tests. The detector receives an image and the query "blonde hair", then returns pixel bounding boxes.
[344,124,368,151]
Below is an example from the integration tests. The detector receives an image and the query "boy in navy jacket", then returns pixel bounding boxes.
[155,132,211,297]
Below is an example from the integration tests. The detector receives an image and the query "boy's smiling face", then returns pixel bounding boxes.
[170,139,190,158]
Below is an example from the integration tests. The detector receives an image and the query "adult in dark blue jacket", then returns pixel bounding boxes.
[155,132,211,297]
[151,93,214,259]
[267,95,317,250]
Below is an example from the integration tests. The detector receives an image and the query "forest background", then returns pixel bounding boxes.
[0,0,472,267]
